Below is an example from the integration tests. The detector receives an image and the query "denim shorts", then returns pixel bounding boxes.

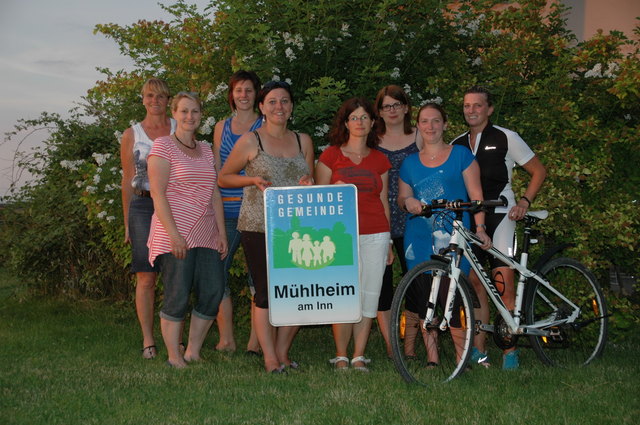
[158,247,225,321]
[128,195,159,273]
[222,217,254,299]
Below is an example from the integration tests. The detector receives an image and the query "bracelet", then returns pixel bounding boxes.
[476,224,487,230]
[389,239,394,245]
[520,195,531,207]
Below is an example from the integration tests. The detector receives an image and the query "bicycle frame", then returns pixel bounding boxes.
[424,216,582,337]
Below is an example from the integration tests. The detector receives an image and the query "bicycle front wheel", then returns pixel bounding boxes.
[526,257,608,367]
[390,260,474,385]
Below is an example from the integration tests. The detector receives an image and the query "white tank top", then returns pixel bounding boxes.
[131,118,176,191]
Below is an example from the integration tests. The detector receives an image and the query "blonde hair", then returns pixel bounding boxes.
[141,78,170,97]
[171,91,202,112]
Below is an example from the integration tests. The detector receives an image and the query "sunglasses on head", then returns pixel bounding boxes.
[263,80,291,90]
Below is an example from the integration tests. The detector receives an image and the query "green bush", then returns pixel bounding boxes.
[1,1,638,330]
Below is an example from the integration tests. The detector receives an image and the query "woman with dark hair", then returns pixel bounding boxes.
[315,97,394,372]
[373,85,422,357]
[212,70,262,354]
[147,92,228,368]
[219,81,314,373]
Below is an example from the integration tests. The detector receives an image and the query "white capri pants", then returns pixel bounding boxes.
[359,231,390,318]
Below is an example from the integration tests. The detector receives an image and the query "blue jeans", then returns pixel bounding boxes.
[128,195,159,273]
[222,217,253,298]
[158,247,224,321]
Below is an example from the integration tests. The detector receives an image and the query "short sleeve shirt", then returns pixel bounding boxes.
[318,145,391,235]
[147,136,221,265]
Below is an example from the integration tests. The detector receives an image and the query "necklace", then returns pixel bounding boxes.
[174,134,196,150]
[422,147,443,160]
[342,148,367,158]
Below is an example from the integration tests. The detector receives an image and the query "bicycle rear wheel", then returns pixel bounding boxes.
[526,257,608,367]
[390,260,474,385]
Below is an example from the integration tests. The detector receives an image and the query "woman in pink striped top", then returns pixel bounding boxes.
[147,92,228,368]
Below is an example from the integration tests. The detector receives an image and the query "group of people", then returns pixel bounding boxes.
[121,73,545,372]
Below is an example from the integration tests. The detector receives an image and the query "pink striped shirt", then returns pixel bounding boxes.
[147,136,221,265]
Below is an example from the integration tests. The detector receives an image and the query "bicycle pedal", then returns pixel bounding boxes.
[478,324,494,333]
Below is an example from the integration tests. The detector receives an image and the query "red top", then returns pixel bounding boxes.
[319,145,391,235]
[147,136,222,265]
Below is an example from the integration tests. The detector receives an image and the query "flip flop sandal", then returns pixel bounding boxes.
[142,345,157,359]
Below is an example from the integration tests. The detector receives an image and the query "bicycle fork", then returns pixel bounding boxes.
[424,259,462,332]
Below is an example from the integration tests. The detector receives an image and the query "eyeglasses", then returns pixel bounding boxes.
[347,114,371,122]
[380,102,404,112]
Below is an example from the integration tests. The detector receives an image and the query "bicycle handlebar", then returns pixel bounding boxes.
[414,196,508,218]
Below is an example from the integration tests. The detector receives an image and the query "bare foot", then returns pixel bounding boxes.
[215,342,236,352]
[166,358,187,368]
[184,355,202,363]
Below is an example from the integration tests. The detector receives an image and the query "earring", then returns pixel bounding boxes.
[261,115,266,124]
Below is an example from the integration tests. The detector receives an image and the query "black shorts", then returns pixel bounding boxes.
[472,212,515,269]
[378,237,408,311]
[241,231,270,309]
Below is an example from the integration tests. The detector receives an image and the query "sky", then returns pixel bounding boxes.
[0,0,211,198]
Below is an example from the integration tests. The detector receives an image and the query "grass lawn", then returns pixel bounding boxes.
[0,269,638,425]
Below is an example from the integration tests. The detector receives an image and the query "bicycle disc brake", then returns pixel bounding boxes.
[492,314,519,349]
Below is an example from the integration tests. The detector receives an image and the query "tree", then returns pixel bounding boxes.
[2,0,638,301]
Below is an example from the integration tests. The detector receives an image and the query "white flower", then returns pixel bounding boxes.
[110,167,118,173]
[388,21,398,31]
[129,120,136,127]
[282,32,304,49]
[209,82,228,101]
[422,97,443,105]
[60,159,84,171]
[584,63,603,78]
[114,130,123,142]
[86,185,97,193]
[314,124,330,137]
[624,114,632,120]
[92,153,111,166]
[93,174,101,184]
[272,67,281,74]
[96,211,107,219]
[285,78,292,85]
[108,199,114,204]
[390,67,401,79]
[340,23,351,38]
[198,116,217,135]
[285,47,297,61]
[471,57,482,66]
[272,75,281,82]
[603,62,619,78]
[427,44,440,55]
[317,144,330,152]
[403,84,412,94]
[106,216,115,222]
[265,38,277,55]
[75,181,84,188]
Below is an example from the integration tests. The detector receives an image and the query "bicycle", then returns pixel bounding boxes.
[390,198,609,385]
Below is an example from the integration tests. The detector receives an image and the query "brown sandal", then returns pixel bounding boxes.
[141,345,157,359]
